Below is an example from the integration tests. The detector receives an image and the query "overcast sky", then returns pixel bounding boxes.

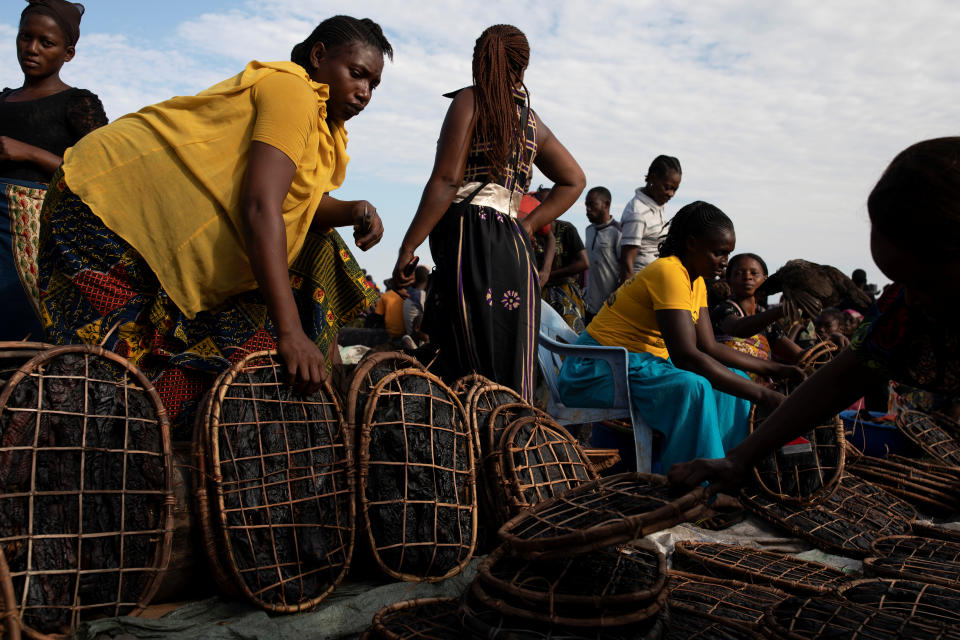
[5,1,958,288]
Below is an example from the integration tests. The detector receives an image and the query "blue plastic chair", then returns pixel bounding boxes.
[536,301,655,473]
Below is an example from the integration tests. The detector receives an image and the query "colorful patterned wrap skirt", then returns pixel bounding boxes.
[542,279,586,334]
[718,334,772,383]
[38,172,378,436]
[424,201,540,402]
[0,177,46,340]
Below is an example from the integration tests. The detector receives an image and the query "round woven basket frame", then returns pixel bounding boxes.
[896,410,960,468]
[0,345,174,639]
[370,597,461,640]
[0,548,20,640]
[866,535,960,589]
[205,351,354,613]
[837,578,960,626]
[471,574,666,628]
[671,541,846,596]
[476,402,541,525]
[466,384,523,473]
[496,416,596,518]
[498,472,708,559]
[848,462,960,513]
[748,405,845,505]
[582,448,621,475]
[667,571,786,632]
[345,352,424,435]
[797,341,838,373]
[478,543,666,609]
[450,373,491,400]
[358,368,477,582]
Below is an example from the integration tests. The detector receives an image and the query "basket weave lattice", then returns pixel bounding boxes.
[583,448,621,474]
[797,341,838,374]
[495,416,595,519]
[449,373,491,402]
[748,405,844,505]
[465,384,524,466]
[911,523,960,544]
[838,578,960,626]
[202,351,353,613]
[664,614,764,640]
[368,597,461,640]
[0,345,173,637]
[766,594,960,639]
[866,536,960,588]
[470,574,665,628]
[671,541,848,596]
[848,453,960,514]
[498,473,707,559]
[740,475,915,558]
[0,548,20,640]
[345,352,424,434]
[896,410,960,467]
[477,543,665,610]
[457,588,664,640]
[666,571,785,632]
[359,369,476,582]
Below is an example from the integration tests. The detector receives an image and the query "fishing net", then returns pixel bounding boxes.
[866,536,960,588]
[748,405,844,505]
[666,572,785,632]
[359,369,475,581]
[838,578,960,627]
[498,473,707,559]
[0,345,173,636]
[766,594,960,639]
[201,351,352,612]
[739,475,915,558]
[671,541,848,596]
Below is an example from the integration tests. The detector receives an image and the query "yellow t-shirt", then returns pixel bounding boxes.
[587,255,706,359]
[61,60,349,318]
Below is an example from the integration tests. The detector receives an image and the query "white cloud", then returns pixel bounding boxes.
[5,1,958,289]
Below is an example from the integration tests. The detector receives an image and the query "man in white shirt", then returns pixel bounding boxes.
[584,186,621,322]
[619,155,682,282]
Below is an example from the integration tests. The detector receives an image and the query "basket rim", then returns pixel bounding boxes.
[478,543,666,607]
[498,472,708,559]
[345,351,424,430]
[0,343,174,633]
[749,405,845,506]
[667,570,787,632]
[0,546,21,640]
[206,350,354,613]
[370,596,461,640]
[358,367,477,582]
[896,410,960,467]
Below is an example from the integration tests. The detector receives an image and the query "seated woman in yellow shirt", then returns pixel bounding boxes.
[557,201,801,471]
[38,16,392,435]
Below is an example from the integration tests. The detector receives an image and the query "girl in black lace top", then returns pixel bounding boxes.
[1,0,106,339]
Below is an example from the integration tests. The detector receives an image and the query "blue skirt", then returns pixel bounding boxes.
[0,177,45,340]
[557,332,751,471]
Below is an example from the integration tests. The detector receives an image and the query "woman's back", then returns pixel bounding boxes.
[461,85,537,196]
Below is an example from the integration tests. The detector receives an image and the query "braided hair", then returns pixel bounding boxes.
[291,15,393,71]
[646,155,682,182]
[472,24,530,180]
[658,201,733,258]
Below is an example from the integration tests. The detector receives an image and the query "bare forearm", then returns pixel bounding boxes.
[244,205,300,336]
[401,175,459,253]
[706,342,781,375]
[313,193,361,228]
[721,306,783,338]
[523,181,584,232]
[620,245,639,280]
[672,350,768,403]
[547,254,589,282]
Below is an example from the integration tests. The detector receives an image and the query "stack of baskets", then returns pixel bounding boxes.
[0,342,174,637]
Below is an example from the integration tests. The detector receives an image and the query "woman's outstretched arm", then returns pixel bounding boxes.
[392,89,476,286]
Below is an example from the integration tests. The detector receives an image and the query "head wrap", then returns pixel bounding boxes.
[21,0,84,47]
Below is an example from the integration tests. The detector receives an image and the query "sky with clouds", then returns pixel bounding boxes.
[4,1,958,288]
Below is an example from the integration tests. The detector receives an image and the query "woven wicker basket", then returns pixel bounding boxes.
[367,597,461,640]
[493,416,595,520]
[0,345,173,637]
[912,522,960,544]
[449,373,491,402]
[358,369,476,582]
[748,405,845,505]
[666,571,785,632]
[671,541,848,596]
[848,454,960,514]
[0,549,20,640]
[866,535,960,588]
[345,352,424,434]
[465,383,524,466]
[797,341,838,374]
[896,410,960,468]
[498,473,707,559]
[583,448,621,474]
[766,594,960,639]
[663,614,764,640]
[740,475,915,558]
[200,351,353,613]
[478,543,666,611]
[838,578,960,626]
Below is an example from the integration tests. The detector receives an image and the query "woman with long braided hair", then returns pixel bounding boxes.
[393,24,584,399]
[557,201,803,470]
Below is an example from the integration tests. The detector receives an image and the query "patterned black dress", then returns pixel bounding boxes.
[423,87,540,401]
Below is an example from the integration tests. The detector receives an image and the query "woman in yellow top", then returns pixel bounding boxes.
[557,201,801,470]
[38,15,391,436]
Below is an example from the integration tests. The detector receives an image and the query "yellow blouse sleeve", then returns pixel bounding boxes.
[647,259,694,312]
[250,72,318,164]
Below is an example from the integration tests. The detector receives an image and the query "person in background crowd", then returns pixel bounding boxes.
[39,15,391,435]
[619,155,681,283]
[391,24,585,401]
[1,0,106,340]
[851,268,878,301]
[670,138,960,493]
[584,186,621,325]
[375,278,407,340]
[559,201,802,471]
[536,218,589,332]
[841,308,864,337]
[711,253,803,377]
[403,265,430,344]
[813,307,849,347]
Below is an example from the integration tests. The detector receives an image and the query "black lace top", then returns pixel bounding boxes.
[0,87,108,183]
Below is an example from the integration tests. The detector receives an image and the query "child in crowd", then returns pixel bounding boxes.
[619,155,682,283]
[813,308,849,347]
[670,138,960,493]
[584,186,621,325]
